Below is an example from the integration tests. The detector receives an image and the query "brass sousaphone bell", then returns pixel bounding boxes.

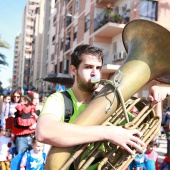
[45,19,170,169]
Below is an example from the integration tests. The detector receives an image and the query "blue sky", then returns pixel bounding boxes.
[0,0,26,88]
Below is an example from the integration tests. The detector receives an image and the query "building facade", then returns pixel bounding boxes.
[12,34,22,89]
[12,0,170,105]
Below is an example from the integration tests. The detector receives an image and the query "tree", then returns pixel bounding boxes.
[8,78,12,87]
[0,39,9,70]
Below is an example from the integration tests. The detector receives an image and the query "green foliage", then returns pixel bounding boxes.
[0,39,9,70]
[0,40,9,48]
[0,53,8,66]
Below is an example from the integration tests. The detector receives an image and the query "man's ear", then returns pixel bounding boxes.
[70,65,76,76]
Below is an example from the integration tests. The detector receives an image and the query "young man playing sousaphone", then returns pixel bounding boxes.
[36,44,146,169]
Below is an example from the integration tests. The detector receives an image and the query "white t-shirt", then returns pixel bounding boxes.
[0,135,11,161]
[20,149,46,169]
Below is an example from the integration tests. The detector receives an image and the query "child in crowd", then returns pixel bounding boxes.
[6,117,16,157]
[0,127,13,170]
[14,94,37,128]
[128,153,148,170]
[1,95,11,128]
[144,141,160,170]
[20,137,46,170]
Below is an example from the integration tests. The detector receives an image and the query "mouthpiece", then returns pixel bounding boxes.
[91,77,100,84]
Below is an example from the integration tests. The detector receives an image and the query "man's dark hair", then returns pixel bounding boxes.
[71,44,104,69]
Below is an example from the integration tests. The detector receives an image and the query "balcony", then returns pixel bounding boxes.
[92,13,128,39]
[27,13,35,19]
[25,37,33,43]
[25,45,32,52]
[112,51,126,64]
[27,21,34,27]
[28,5,40,11]
[26,29,33,35]
[14,62,18,67]
[29,0,40,3]
[25,54,32,59]
[93,21,124,39]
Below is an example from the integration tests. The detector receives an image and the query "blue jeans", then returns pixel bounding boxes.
[15,135,33,154]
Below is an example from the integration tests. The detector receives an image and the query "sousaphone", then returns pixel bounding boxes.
[45,19,170,169]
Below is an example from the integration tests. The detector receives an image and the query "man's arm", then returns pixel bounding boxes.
[149,84,170,105]
[36,114,144,155]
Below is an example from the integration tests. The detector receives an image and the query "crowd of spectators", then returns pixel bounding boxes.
[0,89,48,170]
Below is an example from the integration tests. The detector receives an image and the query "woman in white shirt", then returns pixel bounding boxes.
[8,90,22,118]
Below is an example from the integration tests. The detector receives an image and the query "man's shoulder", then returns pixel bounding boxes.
[40,92,65,118]
[43,92,64,108]
[47,92,64,100]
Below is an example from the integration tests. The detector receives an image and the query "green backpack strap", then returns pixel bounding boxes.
[61,91,74,122]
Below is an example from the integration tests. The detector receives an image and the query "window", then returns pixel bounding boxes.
[73,25,78,40]
[65,36,70,51]
[75,0,79,11]
[85,14,90,32]
[60,61,63,72]
[140,0,158,21]
[64,59,69,74]
[60,39,64,50]
[55,64,57,73]
[112,42,117,62]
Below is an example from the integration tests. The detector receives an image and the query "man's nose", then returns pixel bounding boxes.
[91,68,98,76]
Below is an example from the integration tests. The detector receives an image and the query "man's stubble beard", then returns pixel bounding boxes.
[77,72,98,92]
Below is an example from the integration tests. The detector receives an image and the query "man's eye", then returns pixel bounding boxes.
[86,66,91,69]
[97,67,102,70]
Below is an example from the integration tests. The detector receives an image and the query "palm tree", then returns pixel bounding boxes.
[0,39,9,70]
